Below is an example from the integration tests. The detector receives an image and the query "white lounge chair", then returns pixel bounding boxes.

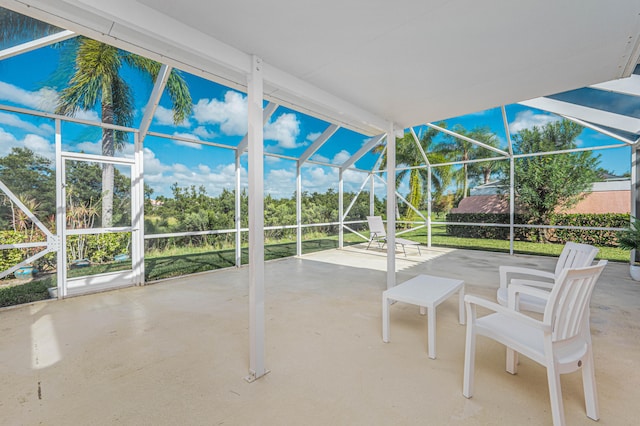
[464,260,607,426]
[497,241,599,312]
[366,216,421,256]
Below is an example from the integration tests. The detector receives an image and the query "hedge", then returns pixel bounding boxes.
[445,213,533,240]
[446,212,629,246]
[550,213,629,247]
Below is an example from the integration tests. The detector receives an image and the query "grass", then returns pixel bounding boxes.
[0,277,53,308]
[399,224,629,262]
[0,230,629,309]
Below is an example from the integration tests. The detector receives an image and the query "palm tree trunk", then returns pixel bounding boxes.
[101,102,115,227]
[463,163,469,198]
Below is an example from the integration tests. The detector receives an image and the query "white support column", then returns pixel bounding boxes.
[509,158,515,255]
[296,164,302,256]
[633,146,638,220]
[132,132,145,285]
[502,106,515,255]
[338,170,344,249]
[55,119,66,299]
[235,152,242,267]
[386,127,396,290]
[632,146,639,264]
[246,55,267,382]
[427,166,432,248]
[370,175,375,216]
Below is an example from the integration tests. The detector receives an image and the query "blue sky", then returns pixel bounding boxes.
[0,41,632,200]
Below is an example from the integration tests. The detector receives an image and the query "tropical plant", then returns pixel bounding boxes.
[466,127,507,185]
[440,124,501,200]
[374,125,451,221]
[55,37,193,227]
[617,216,640,264]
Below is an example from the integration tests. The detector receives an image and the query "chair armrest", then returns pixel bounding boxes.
[464,294,550,332]
[508,283,551,311]
[499,265,555,289]
[510,278,554,290]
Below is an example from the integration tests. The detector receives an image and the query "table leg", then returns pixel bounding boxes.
[458,284,465,325]
[428,306,436,359]
[382,294,390,342]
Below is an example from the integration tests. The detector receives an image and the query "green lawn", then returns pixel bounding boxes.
[398,224,628,262]
[0,229,628,308]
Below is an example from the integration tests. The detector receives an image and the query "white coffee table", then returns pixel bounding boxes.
[382,274,465,359]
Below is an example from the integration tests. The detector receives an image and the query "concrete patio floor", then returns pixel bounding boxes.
[0,246,638,425]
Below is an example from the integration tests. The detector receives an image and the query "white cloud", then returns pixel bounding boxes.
[143,148,170,176]
[332,149,351,165]
[0,112,54,136]
[192,126,217,139]
[0,81,58,111]
[265,168,297,197]
[309,153,330,163]
[264,113,301,149]
[193,91,248,136]
[72,109,100,122]
[73,140,102,155]
[172,132,203,149]
[306,132,321,143]
[509,110,560,134]
[23,134,55,160]
[0,127,55,160]
[154,105,189,127]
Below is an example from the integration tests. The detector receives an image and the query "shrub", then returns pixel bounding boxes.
[445,212,629,246]
[66,232,130,264]
[0,231,26,273]
[0,278,52,308]
[445,213,532,240]
[550,213,629,247]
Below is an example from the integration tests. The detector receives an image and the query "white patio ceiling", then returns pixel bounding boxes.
[3,0,640,136]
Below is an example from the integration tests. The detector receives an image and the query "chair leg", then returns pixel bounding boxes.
[506,347,518,374]
[463,321,476,398]
[582,348,599,421]
[546,361,566,426]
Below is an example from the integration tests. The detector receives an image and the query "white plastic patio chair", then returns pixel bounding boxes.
[463,260,607,426]
[497,242,599,312]
[366,216,421,256]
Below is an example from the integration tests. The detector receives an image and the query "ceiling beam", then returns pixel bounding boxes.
[298,123,339,166]
[139,64,171,143]
[519,97,640,135]
[236,102,278,154]
[590,74,640,97]
[340,133,385,172]
[425,123,510,157]
[0,29,76,61]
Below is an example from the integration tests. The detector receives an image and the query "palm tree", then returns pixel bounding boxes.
[467,127,506,185]
[375,125,451,221]
[56,37,192,226]
[440,124,478,199]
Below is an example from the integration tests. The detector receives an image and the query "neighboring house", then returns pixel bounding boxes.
[451,178,630,214]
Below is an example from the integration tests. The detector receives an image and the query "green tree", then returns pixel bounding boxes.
[440,124,479,200]
[0,148,55,229]
[55,37,192,227]
[513,120,600,242]
[467,127,507,185]
[375,126,451,221]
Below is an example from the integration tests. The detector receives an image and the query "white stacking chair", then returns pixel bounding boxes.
[497,242,599,312]
[463,260,607,426]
